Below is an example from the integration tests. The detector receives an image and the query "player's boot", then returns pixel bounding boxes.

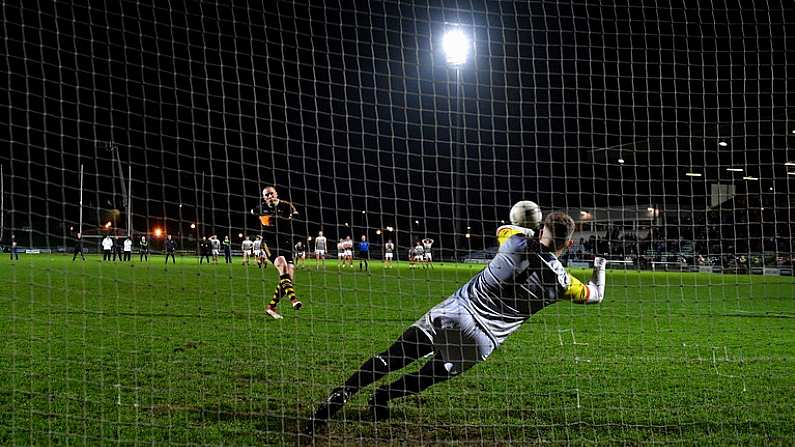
[368,395,390,421]
[265,306,283,320]
[291,299,303,311]
[305,387,352,434]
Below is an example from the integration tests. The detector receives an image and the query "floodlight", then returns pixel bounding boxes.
[443,29,470,66]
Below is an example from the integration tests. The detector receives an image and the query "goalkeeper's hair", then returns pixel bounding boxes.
[543,212,575,249]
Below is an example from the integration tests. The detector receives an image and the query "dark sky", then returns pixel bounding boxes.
[1,0,793,250]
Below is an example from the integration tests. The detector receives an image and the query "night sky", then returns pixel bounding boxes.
[1,1,793,252]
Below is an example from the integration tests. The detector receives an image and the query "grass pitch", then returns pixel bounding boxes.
[0,255,793,446]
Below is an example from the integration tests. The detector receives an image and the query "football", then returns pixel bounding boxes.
[509,201,542,228]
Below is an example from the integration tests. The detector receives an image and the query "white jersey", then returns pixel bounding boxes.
[101,238,113,250]
[423,240,433,251]
[252,239,262,252]
[414,245,425,256]
[123,239,133,252]
[241,240,254,253]
[384,242,394,253]
[314,236,327,251]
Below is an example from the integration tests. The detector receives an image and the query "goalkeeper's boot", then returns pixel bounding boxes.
[368,394,391,421]
[265,305,283,320]
[305,387,352,434]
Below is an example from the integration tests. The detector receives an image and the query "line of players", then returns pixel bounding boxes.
[236,233,435,271]
[82,231,434,269]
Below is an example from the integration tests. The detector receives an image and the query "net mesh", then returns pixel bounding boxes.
[1,1,793,445]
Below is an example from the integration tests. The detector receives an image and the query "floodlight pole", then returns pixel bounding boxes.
[0,164,4,243]
[128,165,132,236]
[79,164,84,236]
[453,67,465,259]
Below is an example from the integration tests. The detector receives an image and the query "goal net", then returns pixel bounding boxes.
[1,1,793,445]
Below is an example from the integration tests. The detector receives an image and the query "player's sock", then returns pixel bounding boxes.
[279,274,297,301]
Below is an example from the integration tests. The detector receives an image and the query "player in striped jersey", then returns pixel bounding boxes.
[253,186,302,319]
[308,212,607,431]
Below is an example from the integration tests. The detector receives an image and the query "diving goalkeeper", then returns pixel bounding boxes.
[308,211,607,431]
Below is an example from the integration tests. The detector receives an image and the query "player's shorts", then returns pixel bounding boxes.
[253,249,261,257]
[414,255,425,262]
[412,296,496,375]
[424,252,432,261]
[315,249,325,256]
[296,251,305,258]
[212,249,220,256]
[264,240,293,264]
[385,252,393,259]
[243,249,252,256]
[358,251,369,259]
[337,252,344,258]
[343,250,352,257]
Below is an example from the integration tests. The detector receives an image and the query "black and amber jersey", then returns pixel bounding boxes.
[255,199,298,244]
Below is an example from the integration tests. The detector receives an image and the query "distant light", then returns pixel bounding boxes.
[442,29,471,66]
[785,162,795,166]
[153,228,162,237]
[769,187,774,191]
[361,210,366,214]
[742,176,758,180]
[238,233,243,238]
[190,223,196,229]
[414,220,419,224]
[467,226,471,230]
[791,130,795,134]
[718,141,728,147]
[760,207,765,211]
[618,158,625,164]
[647,207,655,212]
[307,236,312,241]
[386,226,394,232]
[685,172,702,177]
[725,168,744,172]
[500,220,505,224]
[105,221,112,228]
[69,226,74,231]
[179,204,183,208]
[464,233,471,239]
[376,229,381,235]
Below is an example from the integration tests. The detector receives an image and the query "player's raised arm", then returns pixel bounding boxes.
[563,257,607,305]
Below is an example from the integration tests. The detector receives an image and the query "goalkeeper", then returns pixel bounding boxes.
[308,212,607,431]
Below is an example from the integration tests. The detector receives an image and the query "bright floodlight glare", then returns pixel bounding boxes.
[718,141,728,147]
[618,158,625,164]
[443,29,470,66]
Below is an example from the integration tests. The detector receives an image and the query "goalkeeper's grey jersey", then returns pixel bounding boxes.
[450,235,570,344]
[314,236,327,251]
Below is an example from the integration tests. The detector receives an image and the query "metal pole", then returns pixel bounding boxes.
[0,164,4,243]
[79,164,83,235]
[127,165,132,236]
[454,68,464,257]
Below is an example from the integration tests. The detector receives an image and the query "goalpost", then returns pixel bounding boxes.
[0,1,792,445]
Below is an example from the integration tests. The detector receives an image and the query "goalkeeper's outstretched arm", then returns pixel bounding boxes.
[564,257,607,304]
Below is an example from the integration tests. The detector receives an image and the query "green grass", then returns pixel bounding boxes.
[0,255,793,446]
